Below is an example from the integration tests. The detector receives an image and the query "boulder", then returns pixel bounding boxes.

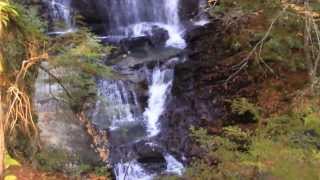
[149,26,169,47]
[134,141,167,172]
[119,36,153,52]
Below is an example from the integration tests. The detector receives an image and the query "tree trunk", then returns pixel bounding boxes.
[0,94,5,177]
[0,28,5,176]
[0,4,7,177]
[304,0,314,88]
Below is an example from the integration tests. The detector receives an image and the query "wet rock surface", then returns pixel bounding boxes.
[148,26,170,47]
[71,0,106,33]
[160,17,256,161]
[179,0,200,22]
[101,26,170,52]
[38,0,233,178]
[135,142,167,172]
[89,17,229,170]
[34,63,101,171]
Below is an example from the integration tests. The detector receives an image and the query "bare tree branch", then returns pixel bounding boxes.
[38,65,73,100]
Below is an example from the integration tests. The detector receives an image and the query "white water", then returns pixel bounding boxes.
[122,22,186,49]
[114,155,184,180]
[48,0,75,33]
[92,67,184,180]
[92,80,140,130]
[194,19,210,26]
[44,0,211,179]
[143,67,173,137]
[162,0,186,48]
[164,154,185,175]
[103,0,186,48]
[196,0,210,26]
[114,161,154,180]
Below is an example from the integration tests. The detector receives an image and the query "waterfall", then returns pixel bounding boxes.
[48,0,74,34]
[114,154,184,180]
[43,0,211,179]
[114,161,154,180]
[144,67,173,137]
[92,80,141,130]
[102,0,186,48]
[164,154,184,175]
[92,65,184,180]
[193,0,210,26]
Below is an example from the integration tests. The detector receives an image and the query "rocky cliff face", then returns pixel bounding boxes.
[160,15,256,160]
[158,20,225,160]
[34,63,102,172]
[68,0,253,163]
[71,0,106,33]
[38,0,259,173]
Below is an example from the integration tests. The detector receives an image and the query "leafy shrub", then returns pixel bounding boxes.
[230,98,260,122]
[73,163,92,176]
[187,100,320,179]
[94,166,109,176]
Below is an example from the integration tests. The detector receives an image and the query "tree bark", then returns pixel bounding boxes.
[0,94,5,177]
[0,25,5,177]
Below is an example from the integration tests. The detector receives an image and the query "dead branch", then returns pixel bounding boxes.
[304,0,320,89]
[38,65,73,100]
[224,6,289,84]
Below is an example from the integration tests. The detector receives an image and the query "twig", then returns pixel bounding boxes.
[224,6,289,83]
[304,1,320,89]
[38,65,73,100]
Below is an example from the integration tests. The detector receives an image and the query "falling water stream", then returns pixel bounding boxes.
[46,0,207,179]
[94,64,183,179]
[99,0,186,48]
[91,1,188,178]
[143,67,174,137]
[47,0,75,34]
[92,80,140,131]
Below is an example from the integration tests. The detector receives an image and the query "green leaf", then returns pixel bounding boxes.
[4,153,20,169]
[4,175,17,180]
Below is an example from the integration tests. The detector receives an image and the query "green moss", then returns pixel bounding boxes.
[35,148,70,172]
[93,166,110,177]
[35,148,111,177]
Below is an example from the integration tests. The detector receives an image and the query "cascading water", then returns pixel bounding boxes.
[114,161,154,180]
[92,80,141,130]
[90,0,190,178]
[46,0,209,179]
[193,0,210,26]
[144,67,173,137]
[113,154,184,180]
[93,64,184,180]
[101,0,186,48]
[47,0,74,34]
